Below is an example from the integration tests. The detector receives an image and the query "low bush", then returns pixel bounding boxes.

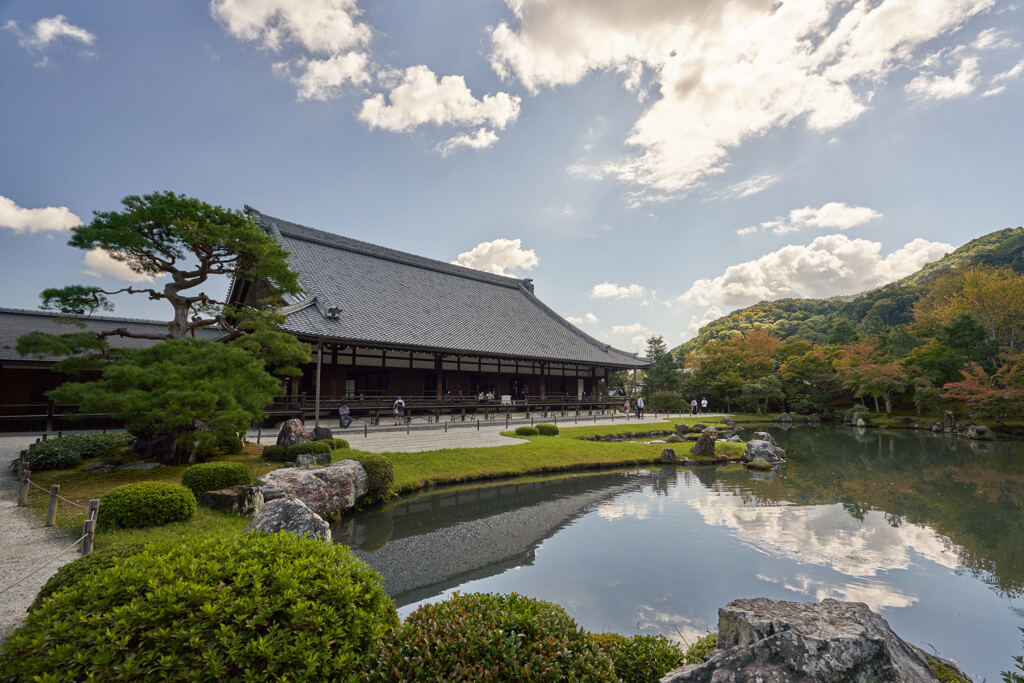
[536,423,559,436]
[288,441,331,456]
[327,438,350,449]
[683,632,717,665]
[216,435,244,455]
[13,432,135,472]
[349,453,394,502]
[1,534,398,681]
[181,462,253,498]
[30,543,146,612]
[98,482,196,530]
[515,426,540,436]
[592,633,686,682]
[366,592,614,681]
[261,444,287,462]
[646,391,687,413]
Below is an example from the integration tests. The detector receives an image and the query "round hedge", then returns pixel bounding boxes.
[367,592,614,681]
[349,453,394,502]
[98,482,196,530]
[1,534,398,681]
[594,633,686,682]
[515,426,540,436]
[535,423,559,436]
[327,438,350,449]
[30,543,146,612]
[181,462,253,498]
[261,444,287,462]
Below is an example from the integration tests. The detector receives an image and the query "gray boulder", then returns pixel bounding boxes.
[295,452,331,467]
[258,459,368,520]
[660,597,968,682]
[854,417,867,428]
[245,497,331,542]
[202,485,263,517]
[674,424,690,436]
[806,413,821,425]
[963,424,995,440]
[277,418,312,447]
[722,416,737,428]
[727,435,743,443]
[752,431,775,445]
[658,448,677,463]
[741,439,786,465]
[310,426,334,441]
[689,428,718,458]
[942,410,957,433]
[777,412,793,423]
[666,434,683,443]
[931,422,942,432]
[691,423,707,432]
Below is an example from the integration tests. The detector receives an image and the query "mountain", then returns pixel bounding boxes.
[677,225,1024,355]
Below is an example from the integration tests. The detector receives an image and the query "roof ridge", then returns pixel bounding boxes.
[248,208,527,289]
[0,307,175,328]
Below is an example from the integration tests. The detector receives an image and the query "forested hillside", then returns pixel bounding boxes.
[678,226,1024,355]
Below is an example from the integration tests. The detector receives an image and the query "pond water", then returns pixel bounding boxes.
[335,426,1024,681]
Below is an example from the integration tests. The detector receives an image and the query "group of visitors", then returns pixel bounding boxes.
[622,396,645,419]
[690,397,709,415]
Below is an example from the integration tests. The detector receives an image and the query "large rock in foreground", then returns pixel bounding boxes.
[277,418,312,447]
[258,460,368,519]
[689,427,718,458]
[246,497,331,542]
[661,597,968,682]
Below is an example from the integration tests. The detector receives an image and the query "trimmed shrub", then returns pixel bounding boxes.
[327,438,350,449]
[261,444,287,462]
[349,453,394,502]
[596,634,686,682]
[646,391,687,413]
[216,435,244,455]
[181,462,253,498]
[31,543,146,612]
[683,632,717,665]
[367,592,614,681]
[98,482,196,530]
[12,432,135,472]
[588,632,626,651]
[536,423,559,436]
[288,441,332,456]
[515,426,540,436]
[1,534,398,681]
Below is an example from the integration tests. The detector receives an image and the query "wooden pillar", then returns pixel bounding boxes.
[314,339,323,429]
[540,363,547,398]
[435,354,443,397]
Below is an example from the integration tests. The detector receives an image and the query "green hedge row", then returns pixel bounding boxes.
[13,432,135,472]
[262,439,348,463]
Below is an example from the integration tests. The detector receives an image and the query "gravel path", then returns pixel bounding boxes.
[0,436,81,641]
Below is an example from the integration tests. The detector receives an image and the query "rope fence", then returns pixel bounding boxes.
[0,533,89,599]
[16,447,99,557]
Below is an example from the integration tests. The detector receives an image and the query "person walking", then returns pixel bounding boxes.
[701,397,708,414]
[690,398,698,416]
[635,395,644,419]
[393,396,405,426]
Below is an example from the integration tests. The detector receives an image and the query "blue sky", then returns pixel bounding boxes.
[1,0,1022,352]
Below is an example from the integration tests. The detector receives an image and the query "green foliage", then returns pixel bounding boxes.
[181,462,253,498]
[288,441,332,456]
[261,444,287,462]
[644,336,682,394]
[367,592,614,681]
[593,634,686,682]
[349,453,395,502]
[646,391,687,413]
[1,534,397,682]
[217,435,244,455]
[683,633,718,665]
[327,437,350,449]
[13,432,134,472]
[98,481,197,530]
[515,426,540,436]
[30,544,145,612]
[1002,627,1024,682]
[928,658,970,682]
[39,284,111,316]
[535,423,560,436]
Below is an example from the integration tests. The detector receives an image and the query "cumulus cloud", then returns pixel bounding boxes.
[566,312,599,326]
[491,0,995,201]
[906,56,981,100]
[612,323,652,336]
[682,234,953,308]
[973,27,1018,50]
[290,53,371,100]
[453,238,538,276]
[740,202,882,236]
[992,58,1024,83]
[5,14,95,50]
[437,128,500,156]
[591,282,645,299]
[82,248,160,283]
[360,65,520,133]
[684,306,725,340]
[0,196,81,233]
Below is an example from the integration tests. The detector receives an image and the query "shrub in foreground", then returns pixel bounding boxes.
[288,441,331,456]
[98,481,196,530]
[13,432,135,472]
[349,453,394,502]
[366,592,614,681]
[515,426,540,436]
[181,461,253,498]
[1,534,398,682]
[592,633,686,682]
[683,632,717,665]
[536,423,559,436]
[30,543,146,612]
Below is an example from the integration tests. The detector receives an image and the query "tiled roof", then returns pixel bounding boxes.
[248,209,648,368]
[0,308,220,363]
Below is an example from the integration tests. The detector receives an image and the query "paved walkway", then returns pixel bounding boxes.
[0,435,81,641]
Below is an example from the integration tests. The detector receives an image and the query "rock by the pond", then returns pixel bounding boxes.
[806,413,821,425]
[931,422,942,432]
[666,434,683,443]
[727,435,743,443]
[245,497,330,542]
[660,597,969,682]
[310,426,334,441]
[202,485,264,517]
[658,448,677,463]
[854,417,867,428]
[963,424,995,440]
[691,423,707,432]
[689,428,718,458]
[722,416,737,427]
[942,410,957,433]
[752,431,776,445]
[674,424,690,435]
[295,452,332,467]
[777,412,793,423]
[258,459,368,519]
[277,418,312,447]
[741,439,786,465]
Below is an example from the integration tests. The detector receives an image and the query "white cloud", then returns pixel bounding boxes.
[291,53,371,100]
[684,306,725,340]
[567,312,599,326]
[82,248,160,283]
[739,202,882,236]
[5,14,95,50]
[631,335,648,347]
[973,27,1018,50]
[453,238,538,276]
[736,225,760,236]
[590,282,645,299]
[437,128,500,156]
[906,55,981,100]
[0,196,81,233]
[491,0,995,202]
[992,58,1024,83]
[982,85,1007,96]
[612,322,651,336]
[682,234,953,308]
[715,173,782,200]
[360,65,520,134]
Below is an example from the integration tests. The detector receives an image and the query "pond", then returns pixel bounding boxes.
[334,426,1024,681]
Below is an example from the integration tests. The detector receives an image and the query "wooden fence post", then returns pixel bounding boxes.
[82,499,100,555]
[46,485,59,526]
[17,453,30,507]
